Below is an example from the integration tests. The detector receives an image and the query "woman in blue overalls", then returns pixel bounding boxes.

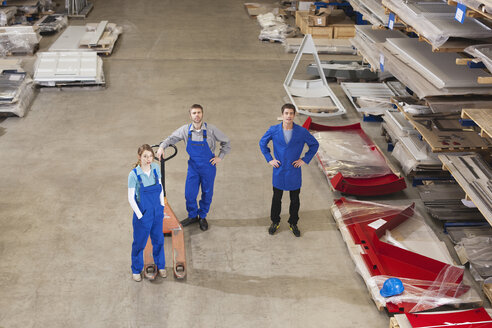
[127,144,166,282]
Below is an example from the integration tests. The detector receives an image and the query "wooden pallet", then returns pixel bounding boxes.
[461,108,492,138]
[389,317,399,328]
[391,97,492,152]
[5,43,39,56]
[448,0,492,20]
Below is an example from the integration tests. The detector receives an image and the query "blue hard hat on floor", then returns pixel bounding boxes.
[380,278,404,297]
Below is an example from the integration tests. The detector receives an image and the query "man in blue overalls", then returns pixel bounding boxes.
[259,103,319,237]
[157,104,231,231]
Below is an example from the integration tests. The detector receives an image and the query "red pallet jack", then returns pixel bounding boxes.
[142,145,187,280]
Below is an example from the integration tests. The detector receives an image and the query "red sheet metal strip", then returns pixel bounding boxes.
[334,197,468,313]
[406,308,492,328]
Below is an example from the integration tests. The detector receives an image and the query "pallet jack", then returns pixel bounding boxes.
[141,144,187,280]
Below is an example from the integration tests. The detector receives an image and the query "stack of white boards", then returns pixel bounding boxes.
[33,52,105,89]
[49,21,122,55]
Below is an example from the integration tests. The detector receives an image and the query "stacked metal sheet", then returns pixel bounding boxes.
[346,0,391,26]
[66,0,93,17]
[0,59,35,117]
[49,22,122,55]
[418,184,485,221]
[350,25,406,74]
[455,236,492,280]
[381,0,492,48]
[381,38,492,98]
[33,52,105,89]
[465,44,492,74]
[382,109,442,173]
[339,81,410,115]
[0,26,41,56]
[439,154,492,224]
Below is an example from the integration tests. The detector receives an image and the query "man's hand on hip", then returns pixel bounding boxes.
[292,159,305,168]
[269,159,281,168]
[210,157,222,166]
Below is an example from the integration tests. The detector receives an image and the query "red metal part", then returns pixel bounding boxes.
[406,308,492,328]
[334,197,468,313]
[303,117,406,196]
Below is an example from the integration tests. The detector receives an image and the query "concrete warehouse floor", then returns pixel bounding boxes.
[0,0,487,327]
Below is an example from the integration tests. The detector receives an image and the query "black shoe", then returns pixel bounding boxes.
[199,218,208,231]
[180,216,198,227]
[268,222,280,235]
[290,224,300,237]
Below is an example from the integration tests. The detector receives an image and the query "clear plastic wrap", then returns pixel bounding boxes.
[314,131,392,178]
[40,0,55,12]
[35,14,68,34]
[465,44,492,74]
[0,77,35,117]
[381,0,492,48]
[391,138,440,174]
[0,7,17,26]
[367,269,477,313]
[257,12,293,42]
[347,0,388,26]
[331,199,482,312]
[0,26,41,56]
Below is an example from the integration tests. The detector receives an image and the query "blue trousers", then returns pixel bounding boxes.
[131,206,165,274]
[185,161,216,219]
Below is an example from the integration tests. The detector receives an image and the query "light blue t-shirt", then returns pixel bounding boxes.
[283,128,293,144]
[128,162,162,202]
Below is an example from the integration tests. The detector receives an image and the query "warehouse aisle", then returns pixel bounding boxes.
[0,0,395,327]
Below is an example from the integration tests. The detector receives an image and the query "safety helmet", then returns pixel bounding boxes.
[380,278,404,297]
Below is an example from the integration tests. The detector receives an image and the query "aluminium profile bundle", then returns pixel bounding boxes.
[340,81,410,115]
[283,34,347,117]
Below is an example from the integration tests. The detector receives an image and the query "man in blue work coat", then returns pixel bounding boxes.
[259,103,319,237]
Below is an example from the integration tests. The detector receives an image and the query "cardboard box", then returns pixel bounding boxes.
[308,9,346,26]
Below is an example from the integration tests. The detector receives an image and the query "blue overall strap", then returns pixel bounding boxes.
[152,169,159,185]
[188,123,207,139]
[133,168,143,185]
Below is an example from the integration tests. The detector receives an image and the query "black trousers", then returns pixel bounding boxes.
[270,186,300,225]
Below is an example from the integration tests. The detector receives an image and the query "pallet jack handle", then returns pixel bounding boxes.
[152,144,177,197]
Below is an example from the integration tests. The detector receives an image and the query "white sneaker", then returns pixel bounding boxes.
[159,268,167,278]
[132,273,142,282]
